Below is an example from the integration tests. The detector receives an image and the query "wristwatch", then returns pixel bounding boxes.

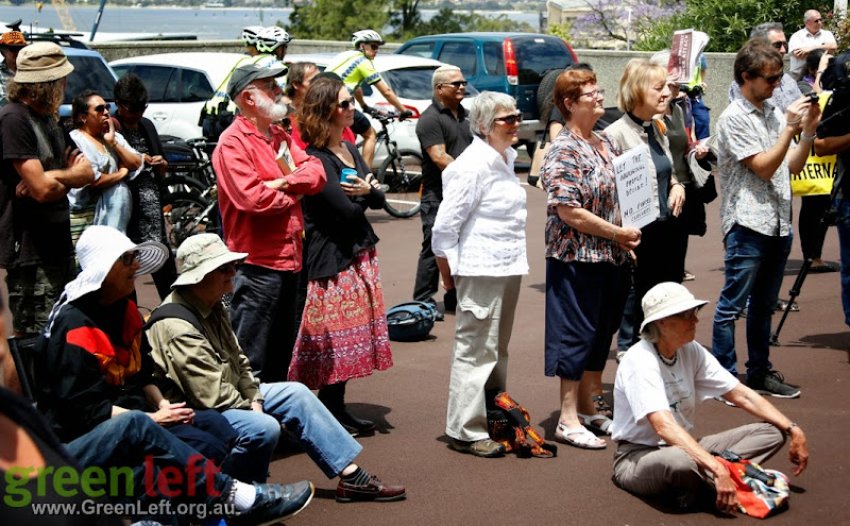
[784,422,799,435]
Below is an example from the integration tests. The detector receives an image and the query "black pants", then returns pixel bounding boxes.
[799,194,831,260]
[413,198,441,304]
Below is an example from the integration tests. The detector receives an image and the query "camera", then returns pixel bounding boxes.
[807,92,819,104]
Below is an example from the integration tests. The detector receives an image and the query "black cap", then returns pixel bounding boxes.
[227,63,288,99]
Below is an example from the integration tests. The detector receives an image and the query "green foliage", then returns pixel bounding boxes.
[389,0,423,40]
[637,0,833,52]
[287,0,389,42]
[547,21,574,42]
[409,8,534,36]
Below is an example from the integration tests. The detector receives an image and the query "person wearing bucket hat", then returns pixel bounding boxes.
[212,61,325,384]
[0,20,28,107]
[146,233,406,503]
[0,41,94,342]
[611,282,809,514]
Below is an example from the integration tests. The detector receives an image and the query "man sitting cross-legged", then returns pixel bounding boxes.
[146,233,406,503]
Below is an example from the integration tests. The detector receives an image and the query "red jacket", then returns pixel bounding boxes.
[213,115,326,271]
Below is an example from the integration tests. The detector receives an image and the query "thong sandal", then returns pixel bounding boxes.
[555,423,607,450]
[592,394,613,418]
[578,413,614,435]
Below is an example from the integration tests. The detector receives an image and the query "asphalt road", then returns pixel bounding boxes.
[107,178,850,525]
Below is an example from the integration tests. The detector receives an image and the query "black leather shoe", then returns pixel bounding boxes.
[336,408,376,434]
[336,474,406,502]
[229,481,314,526]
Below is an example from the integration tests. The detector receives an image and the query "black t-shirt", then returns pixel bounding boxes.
[0,103,73,268]
[415,99,473,201]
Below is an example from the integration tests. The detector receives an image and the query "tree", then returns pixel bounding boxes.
[390,0,423,40]
[414,7,534,36]
[287,0,389,42]
[569,0,683,49]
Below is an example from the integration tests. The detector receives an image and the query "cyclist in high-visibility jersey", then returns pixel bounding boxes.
[327,29,412,120]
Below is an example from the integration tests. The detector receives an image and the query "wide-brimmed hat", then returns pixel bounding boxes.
[62,226,169,304]
[640,282,709,332]
[14,42,74,83]
[227,63,287,99]
[172,234,247,288]
[0,30,27,49]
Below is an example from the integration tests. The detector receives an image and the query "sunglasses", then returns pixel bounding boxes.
[758,72,783,84]
[92,104,109,114]
[338,97,356,110]
[439,80,469,88]
[368,44,381,51]
[771,41,788,50]
[673,306,702,321]
[813,18,823,23]
[120,250,140,267]
[494,112,523,126]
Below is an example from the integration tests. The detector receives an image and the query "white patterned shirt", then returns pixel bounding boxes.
[716,97,793,237]
[432,136,529,277]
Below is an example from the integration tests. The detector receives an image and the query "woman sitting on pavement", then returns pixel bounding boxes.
[432,91,528,457]
[541,68,639,450]
[612,282,809,513]
[291,76,392,435]
[68,90,143,239]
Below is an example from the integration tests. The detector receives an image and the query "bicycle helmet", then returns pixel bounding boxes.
[352,29,384,48]
[256,26,292,54]
[240,26,263,47]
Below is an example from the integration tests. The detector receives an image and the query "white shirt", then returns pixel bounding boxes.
[432,136,528,277]
[612,339,739,447]
[67,129,142,210]
[788,27,836,77]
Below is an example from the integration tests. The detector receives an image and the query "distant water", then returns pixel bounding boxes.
[0,5,542,40]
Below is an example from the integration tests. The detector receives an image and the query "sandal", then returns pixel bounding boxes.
[554,423,607,449]
[578,413,614,435]
[592,394,613,418]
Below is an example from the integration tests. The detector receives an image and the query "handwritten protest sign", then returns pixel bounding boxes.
[613,144,659,229]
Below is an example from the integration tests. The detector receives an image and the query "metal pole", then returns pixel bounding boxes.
[90,0,108,42]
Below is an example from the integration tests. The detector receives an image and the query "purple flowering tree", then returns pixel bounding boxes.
[571,0,684,49]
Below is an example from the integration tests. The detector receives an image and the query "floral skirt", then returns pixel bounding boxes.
[289,247,393,389]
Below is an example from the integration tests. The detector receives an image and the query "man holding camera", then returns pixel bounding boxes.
[712,39,819,398]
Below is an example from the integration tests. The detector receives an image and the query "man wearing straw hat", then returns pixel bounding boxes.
[36,225,315,524]
[0,42,93,344]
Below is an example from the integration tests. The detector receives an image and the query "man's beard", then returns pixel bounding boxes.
[255,92,288,121]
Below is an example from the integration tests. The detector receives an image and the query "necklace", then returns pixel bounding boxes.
[655,346,678,366]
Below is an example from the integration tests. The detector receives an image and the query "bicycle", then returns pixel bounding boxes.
[159,136,222,251]
[370,112,423,218]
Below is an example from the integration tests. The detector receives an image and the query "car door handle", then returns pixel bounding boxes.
[149,113,168,121]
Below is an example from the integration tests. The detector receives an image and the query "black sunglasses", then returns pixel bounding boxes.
[440,80,469,88]
[494,112,523,125]
[120,250,140,267]
[338,97,356,110]
[368,43,381,51]
[758,72,783,84]
[215,262,238,274]
[771,41,788,50]
[92,104,108,113]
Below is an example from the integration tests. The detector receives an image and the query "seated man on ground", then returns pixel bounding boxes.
[612,282,809,513]
[146,233,406,503]
[32,226,314,524]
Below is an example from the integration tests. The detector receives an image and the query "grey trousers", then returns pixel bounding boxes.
[612,423,786,507]
[445,274,521,441]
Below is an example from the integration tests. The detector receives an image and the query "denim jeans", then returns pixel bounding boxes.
[222,382,362,483]
[65,411,232,507]
[711,224,792,378]
[833,197,850,327]
[230,264,300,382]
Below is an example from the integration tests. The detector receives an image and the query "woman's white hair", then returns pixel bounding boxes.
[641,322,662,344]
[469,91,517,137]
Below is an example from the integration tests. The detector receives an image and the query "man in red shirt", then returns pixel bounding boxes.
[213,63,326,382]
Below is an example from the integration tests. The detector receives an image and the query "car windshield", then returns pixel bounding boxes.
[512,36,575,85]
[64,55,117,104]
[381,67,479,100]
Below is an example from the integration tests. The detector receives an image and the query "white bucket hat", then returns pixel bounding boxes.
[640,282,709,332]
[172,234,247,288]
[62,226,169,304]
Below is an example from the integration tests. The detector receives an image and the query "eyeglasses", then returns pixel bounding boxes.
[577,88,605,100]
[337,97,356,110]
[215,262,238,274]
[439,80,469,88]
[673,306,702,321]
[494,112,523,125]
[92,104,108,114]
[120,250,140,267]
[758,72,784,84]
[368,43,381,51]
[771,41,788,50]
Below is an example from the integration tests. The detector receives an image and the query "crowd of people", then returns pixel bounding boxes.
[0,11,842,521]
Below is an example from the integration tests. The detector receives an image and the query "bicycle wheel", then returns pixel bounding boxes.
[161,191,221,251]
[376,149,423,218]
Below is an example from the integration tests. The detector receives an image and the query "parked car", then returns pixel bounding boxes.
[285,52,477,168]
[396,32,578,151]
[110,52,250,139]
[24,32,118,121]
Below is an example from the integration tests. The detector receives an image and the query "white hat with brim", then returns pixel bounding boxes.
[14,42,74,84]
[62,226,169,304]
[172,233,247,289]
[639,282,709,333]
